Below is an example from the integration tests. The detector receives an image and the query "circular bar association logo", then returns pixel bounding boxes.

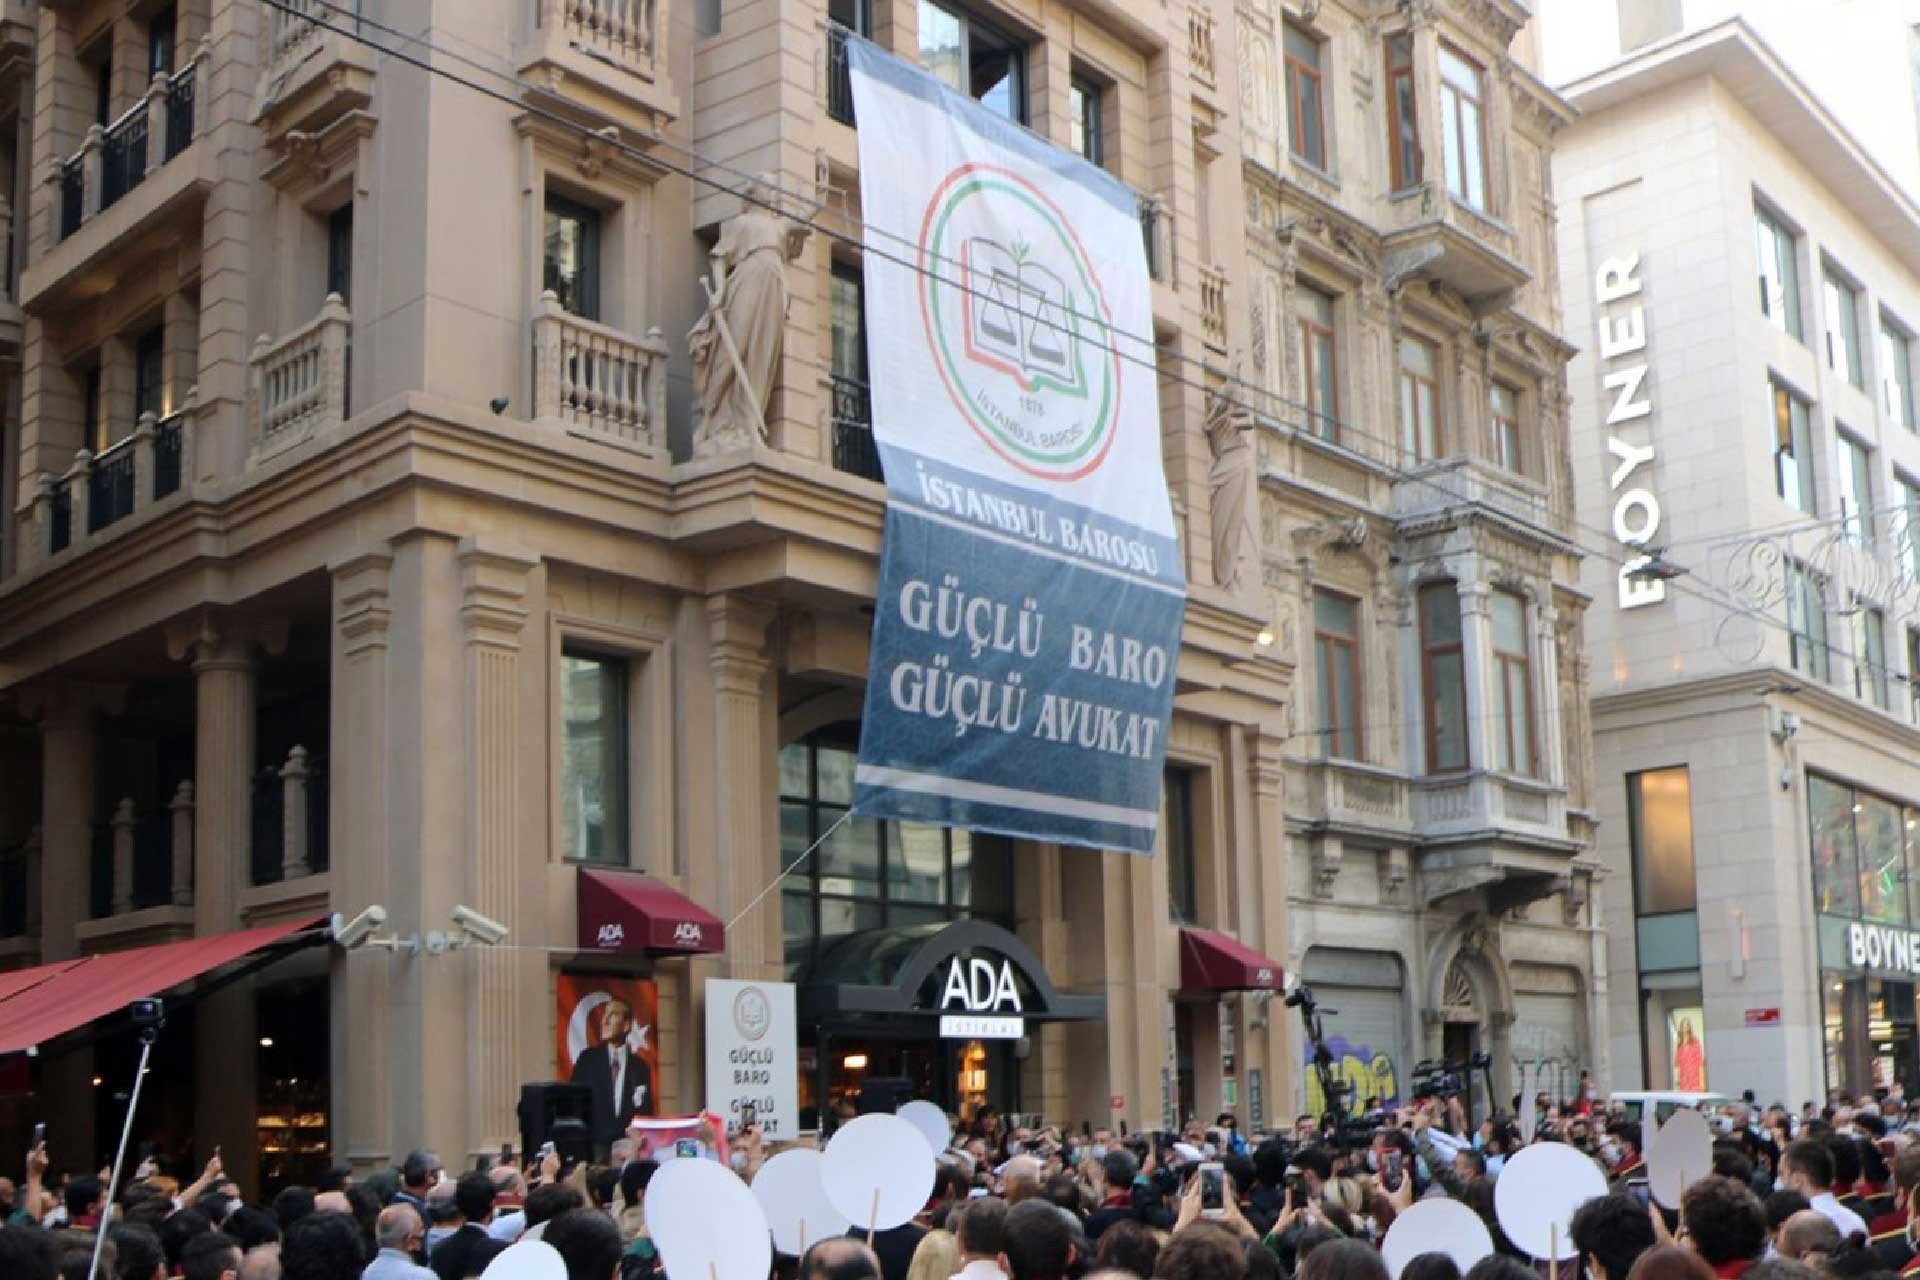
[917,163,1124,482]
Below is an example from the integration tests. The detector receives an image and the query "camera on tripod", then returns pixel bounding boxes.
[1410,1052,1491,1101]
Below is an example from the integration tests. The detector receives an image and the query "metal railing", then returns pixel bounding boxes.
[100,103,149,209]
[165,61,196,160]
[829,372,882,481]
[826,23,855,126]
[87,436,136,532]
[49,485,70,552]
[59,155,83,239]
[154,410,185,498]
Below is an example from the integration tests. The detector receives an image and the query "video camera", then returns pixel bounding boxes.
[1409,1053,1493,1101]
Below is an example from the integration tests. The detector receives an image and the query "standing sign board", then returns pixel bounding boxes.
[705,979,799,1141]
[845,37,1185,854]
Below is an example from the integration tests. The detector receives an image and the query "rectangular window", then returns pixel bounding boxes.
[1284,24,1327,170]
[1399,334,1442,462]
[134,326,165,422]
[1754,207,1801,338]
[1165,768,1197,922]
[1386,33,1420,192]
[1884,317,1916,431]
[1419,581,1468,773]
[327,205,353,305]
[1627,767,1697,915]
[543,194,602,322]
[89,43,112,127]
[148,4,177,78]
[1787,559,1830,682]
[1069,75,1103,167]
[1313,590,1362,760]
[918,1,1025,123]
[1773,381,1814,512]
[82,364,103,453]
[1439,45,1488,210]
[1904,476,1920,579]
[1838,432,1873,547]
[1298,286,1339,441]
[830,261,867,384]
[561,651,628,864]
[1856,604,1889,710]
[1825,272,1865,388]
[1491,381,1522,473]
[1809,774,1862,919]
[1491,590,1534,776]
[1910,629,1920,722]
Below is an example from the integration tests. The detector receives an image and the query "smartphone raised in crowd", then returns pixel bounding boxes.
[1199,1161,1226,1218]
[31,1122,45,1148]
[1384,1150,1403,1191]
[740,1103,757,1132]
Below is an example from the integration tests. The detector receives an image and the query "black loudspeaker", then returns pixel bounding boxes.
[519,1082,593,1163]
[854,1076,914,1115]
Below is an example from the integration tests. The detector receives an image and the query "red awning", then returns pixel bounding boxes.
[578,868,725,955]
[1178,927,1285,992]
[0,917,323,1055]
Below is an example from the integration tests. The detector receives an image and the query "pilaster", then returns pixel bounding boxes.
[20,679,123,961]
[1532,600,1564,786]
[456,537,538,1158]
[706,593,777,977]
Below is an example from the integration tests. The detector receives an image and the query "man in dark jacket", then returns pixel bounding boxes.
[427,1174,505,1280]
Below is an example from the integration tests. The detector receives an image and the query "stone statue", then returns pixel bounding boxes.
[690,174,810,457]
[1205,372,1258,595]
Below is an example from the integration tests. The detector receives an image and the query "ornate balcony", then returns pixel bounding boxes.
[1411,770,1579,908]
[1291,758,1413,838]
[516,0,679,123]
[55,56,199,243]
[530,292,668,452]
[1199,264,1229,349]
[251,295,352,457]
[256,0,376,137]
[1391,453,1570,543]
[37,400,196,561]
[1380,181,1530,308]
[75,784,195,949]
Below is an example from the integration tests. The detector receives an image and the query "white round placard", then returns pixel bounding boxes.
[753,1147,851,1256]
[481,1241,566,1280]
[897,1100,953,1157]
[1381,1198,1495,1280]
[1493,1141,1608,1260]
[821,1113,936,1233]
[648,1154,774,1280]
[1646,1108,1713,1208]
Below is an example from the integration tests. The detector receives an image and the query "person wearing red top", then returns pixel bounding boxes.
[1874,1149,1920,1269]
[1679,1175,1768,1280]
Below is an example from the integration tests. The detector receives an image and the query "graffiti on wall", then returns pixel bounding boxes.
[1305,1035,1399,1114]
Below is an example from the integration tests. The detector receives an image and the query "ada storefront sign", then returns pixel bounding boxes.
[933,953,1025,1040]
[844,36,1182,854]
[704,979,799,1141]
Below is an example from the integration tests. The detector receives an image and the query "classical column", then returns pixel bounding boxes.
[26,681,120,960]
[1532,599,1565,788]
[1251,730,1293,1114]
[457,537,537,1159]
[327,550,394,1172]
[706,595,777,978]
[1456,581,1493,772]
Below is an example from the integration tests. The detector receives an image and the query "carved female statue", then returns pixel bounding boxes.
[690,174,810,456]
[1205,377,1258,595]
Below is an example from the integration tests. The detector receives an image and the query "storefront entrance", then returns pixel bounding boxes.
[803,1027,1018,1121]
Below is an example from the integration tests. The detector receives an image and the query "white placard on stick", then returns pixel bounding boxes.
[649,1153,774,1280]
[1646,1107,1712,1209]
[1494,1141,1608,1260]
[897,1100,952,1157]
[481,1240,566,1280]
[822,1113,936,1235]
[753,1148,851,1257]
[1381,1199,1495,1280]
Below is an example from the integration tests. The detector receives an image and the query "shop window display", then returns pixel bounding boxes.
[1810,774,1862,917]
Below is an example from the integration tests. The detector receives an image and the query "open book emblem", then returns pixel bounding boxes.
[960,236,1089,398]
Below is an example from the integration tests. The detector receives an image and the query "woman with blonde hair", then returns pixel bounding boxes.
[905,1229,961,1280]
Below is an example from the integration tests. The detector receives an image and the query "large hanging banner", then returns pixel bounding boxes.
[846,38,1184,854]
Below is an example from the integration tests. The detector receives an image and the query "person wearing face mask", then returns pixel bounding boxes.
[1609,1121,1647,1192]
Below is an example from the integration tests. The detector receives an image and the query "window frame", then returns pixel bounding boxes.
[1068,72,1104,168]
[542,192,604,322]
[1283,22,1328,171]
[1165,767,1198,923]
[148,3,177,79]
[558,647,631,865]
[1856,603,1890,711]
[1754,204,1802,339]
[1385,32,1421,193]
[1787,558,1831,683]
[1837,429,1874,548]
[1824,268,1866,389]
[134,325,165,423]
[1312,588,1364,761]
[1490,589,1536,777]
[918,0,1027,125]
[1882,313,1916,431]
[1398,333,1442,462]
[326,204,353,305]
[1773,379,1815,513]
[1626,766,1699,919]
[1418,580,1469,775]
[1437,42,1489,211]
[1298,284,1339,441]
[829,258,869,386]
[1490,380,1522,474]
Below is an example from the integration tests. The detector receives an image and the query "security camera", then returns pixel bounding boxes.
[449,904,509,946]
[330,905,389,949]
[489,396,510,416]
[1773,711,1801,744]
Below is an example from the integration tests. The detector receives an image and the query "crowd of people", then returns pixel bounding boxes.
[5,1084,1920,1280]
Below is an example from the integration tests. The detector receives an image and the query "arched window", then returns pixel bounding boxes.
[779,723,1014,978]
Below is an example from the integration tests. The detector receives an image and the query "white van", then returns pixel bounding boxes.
[1609,1091,1731,1125]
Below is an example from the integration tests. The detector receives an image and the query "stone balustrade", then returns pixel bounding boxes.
[530,291,668,450]
[252,293,352,451]
[1199,263,1229,348]
[100,781,194,918]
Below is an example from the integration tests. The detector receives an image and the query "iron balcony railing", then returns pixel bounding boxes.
[100,103,149,209]
[829,372,882,482]
[154,409,185,499]
[58,58,197,243]
[59,154,83,239]
[165,61,195,159]
[87,436,136,533]
[826,23,855,126]
[49,484,71,552]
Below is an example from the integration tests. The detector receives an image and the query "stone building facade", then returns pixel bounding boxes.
[0,0,1297,1187]
[1229,0,1603,1116]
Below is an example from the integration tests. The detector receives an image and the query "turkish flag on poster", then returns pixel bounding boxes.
[555,972,661,1128]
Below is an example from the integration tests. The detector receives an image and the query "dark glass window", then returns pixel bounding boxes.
[543,194,602,321]
[1386,33,1420,191]
[1165,768,1197,923]
[1284,24,1326,169]
[830,261,866,384]
[91,44,113,127]
[1419,582,1468,773]
[327,205,353,304]
[1627,767,1696,916]
[148,5,177,78]
[1070,75,1103,167]
[918,1,1025,123]
[1313,590,1361,760]
[134,326,165,421]
[83,365,104,452]
[561,651,628,864]
[779,724,1013,979]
